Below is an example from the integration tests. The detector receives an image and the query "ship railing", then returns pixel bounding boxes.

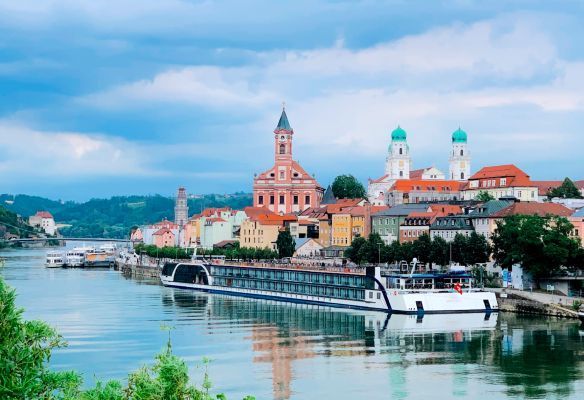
[225,261,366,274]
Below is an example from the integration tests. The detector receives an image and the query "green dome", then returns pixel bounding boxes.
[391,125,407,142]
[452,127,467,143]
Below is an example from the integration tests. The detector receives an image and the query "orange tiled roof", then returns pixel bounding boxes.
[531,180,563,196]
[390,179,462,193]
[469,164,532,187]
[35,211,53,219]
[429,205,462,215]
[153,227,174,236]
[410,168,431,179]
[491,202,573,218]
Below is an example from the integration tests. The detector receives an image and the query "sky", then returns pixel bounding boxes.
[1,0,584,201]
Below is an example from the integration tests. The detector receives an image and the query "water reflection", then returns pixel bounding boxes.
[164,290,583,400]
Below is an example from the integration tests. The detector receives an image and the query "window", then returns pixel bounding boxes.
[399,170,403,177]
[500,178,507,186]
[279,170,285,179]
[258,195,263,205]
[460,149,464,156]
[460,172,464,179]
[270,195,275,205]
[293,195,298,204]
[279,195,285,204]
[279,144,286,154]
[305,195,310,204]
[399,148,403,155]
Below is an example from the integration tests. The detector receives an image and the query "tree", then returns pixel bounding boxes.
[465,232,491,266]
[548,177,583,199]
[344,236,368,264]
[331,174,366,199]
[276,229,295,258]
[451,233,469,265]
[492,215,582,278]
[412,233,432,265]
[429,236,449,268]
[476,191,495,202]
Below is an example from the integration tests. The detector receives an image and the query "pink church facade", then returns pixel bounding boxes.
[253,108,324,214]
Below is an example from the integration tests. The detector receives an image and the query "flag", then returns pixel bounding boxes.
[454,282,463,295]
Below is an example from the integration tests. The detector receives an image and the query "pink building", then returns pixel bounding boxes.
[152,227,176,248]
[253,107,324,214]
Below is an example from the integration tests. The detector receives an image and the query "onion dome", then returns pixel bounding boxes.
[452,127,467,143]
[391,125,407,141]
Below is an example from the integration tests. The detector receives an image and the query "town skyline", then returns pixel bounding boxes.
[2,1,584,200]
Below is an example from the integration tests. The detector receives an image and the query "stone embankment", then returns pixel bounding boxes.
[490,289,581,319]
[116,261,160,279]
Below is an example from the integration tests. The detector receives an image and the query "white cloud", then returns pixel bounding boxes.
[0,121,150,179]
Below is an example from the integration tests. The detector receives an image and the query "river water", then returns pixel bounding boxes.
[1,246,583,400]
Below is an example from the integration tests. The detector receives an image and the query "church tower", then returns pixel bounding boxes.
[174,186,188,226]
[274,107,293,162]
[385,126,412,179]
[449,127,471,181]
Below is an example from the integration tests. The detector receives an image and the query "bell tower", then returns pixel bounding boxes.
[274,104,293,162]
[449,127,471,181]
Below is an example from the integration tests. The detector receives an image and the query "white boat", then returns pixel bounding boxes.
[160,260,498,315]
[65,246,95,267]
[45,251,65,268]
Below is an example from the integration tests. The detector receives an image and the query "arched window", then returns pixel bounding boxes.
[399,147,403,155]
[279,144,286,154]
[460,149,464,156]
[460,172,465,179]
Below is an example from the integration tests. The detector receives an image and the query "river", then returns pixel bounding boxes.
[1,246,583,400]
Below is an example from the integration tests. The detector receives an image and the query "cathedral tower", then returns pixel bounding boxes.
[174,186,188,226]
[385,126,412,179]
[449,128,471,181]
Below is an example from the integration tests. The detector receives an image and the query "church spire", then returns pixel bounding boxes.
[275,104,292,131]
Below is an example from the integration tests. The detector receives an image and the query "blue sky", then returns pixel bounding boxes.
[1,1,584,201]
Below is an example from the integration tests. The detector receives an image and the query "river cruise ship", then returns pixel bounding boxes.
[45,251,65,268]
[160,259,498,314]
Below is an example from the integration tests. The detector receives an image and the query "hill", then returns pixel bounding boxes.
[0,206,39,243]
[0,193,253,239]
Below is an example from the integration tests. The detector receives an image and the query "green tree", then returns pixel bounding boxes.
[475,191,495,202]
[465,232,491,266]
[492,215,582,278]
[429,236,449,268]
[345,236,367,264]
[548,177,583,199]
[451,233,469,265]
[331,175,366,199]
[275,229,295,258]
[412,233,432,265]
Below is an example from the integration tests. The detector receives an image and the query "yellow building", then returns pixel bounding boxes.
[240,207,296,250]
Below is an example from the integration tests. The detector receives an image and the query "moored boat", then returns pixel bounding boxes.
[160,260,498,315]
[65,246,95,267]
[45,251,65,268]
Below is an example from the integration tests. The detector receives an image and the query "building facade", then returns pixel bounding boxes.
[371,204,432,244]
[28,211,56,236]
[462,164,538,201]
[430,215,474,242]
[253,107,324,214]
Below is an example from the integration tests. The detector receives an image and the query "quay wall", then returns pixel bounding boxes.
[117,261,160,279]
[494,292,579,319]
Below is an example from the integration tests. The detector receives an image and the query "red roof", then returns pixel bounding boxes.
[369,174,390,183]
[409,168,434,180]
[491,202,573,218]
[429,205,462,215]
[531,181,563,196]
[35,211,53,219]
[153,227,174,236]
[390,179,462,193]
[153,220,178,229]
[469,164,532,188]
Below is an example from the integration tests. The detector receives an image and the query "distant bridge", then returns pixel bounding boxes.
[2,237,133,243]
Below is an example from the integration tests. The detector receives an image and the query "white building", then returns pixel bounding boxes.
[461,164,538,202]
[28,211,57,235]
[199,209,247,249]
[294,238,324,258]
[449,128,471,181]
[368,126,471,205]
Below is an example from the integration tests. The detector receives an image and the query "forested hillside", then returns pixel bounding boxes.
[0,193,253,239]
[0,206,38,242]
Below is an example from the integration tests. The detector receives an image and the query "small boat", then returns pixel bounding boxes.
[45,251,65,268]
